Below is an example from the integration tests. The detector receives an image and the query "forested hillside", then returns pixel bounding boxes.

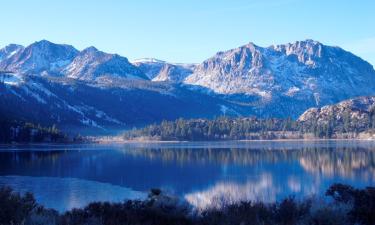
[0,120,79,143]
[124,97,375,141]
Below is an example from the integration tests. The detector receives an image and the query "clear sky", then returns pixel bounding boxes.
[1,0,374,65]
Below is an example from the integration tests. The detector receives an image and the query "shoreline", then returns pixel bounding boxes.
[96,137,375,144]
[2,137,375,147]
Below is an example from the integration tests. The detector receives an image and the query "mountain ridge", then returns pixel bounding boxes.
[1,39,375,133]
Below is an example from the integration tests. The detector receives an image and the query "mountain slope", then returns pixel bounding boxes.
[64,47,148,81]
[152,63,195,82]
[0,73,248,134]
[1,39,375,132]
[0,40,78,75]
[0,44,24,61]
[132,58,167,79]
[133,58,195,82]
[184,40,375,117]
[298,96,375,133]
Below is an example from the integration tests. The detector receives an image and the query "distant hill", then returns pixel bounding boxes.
[298,96,375,134]
[123,96,375,141]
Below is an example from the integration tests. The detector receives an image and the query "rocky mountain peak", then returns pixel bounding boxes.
[82,46,99,53]
[152,63,194,82]
[197,41,264,74]
[271,39,324,66]
[28,40,78,57]
[132,58,166,64]
[134,58,195,81]
[184,40,375,117]
[64,46,147,81]
[0,44,24,61]
[0,40,78,75]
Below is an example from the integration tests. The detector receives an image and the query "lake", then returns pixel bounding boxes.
[0,140,374,212]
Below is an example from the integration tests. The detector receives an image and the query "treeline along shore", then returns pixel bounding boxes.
[123,115,375,141]
[0,120,84,143]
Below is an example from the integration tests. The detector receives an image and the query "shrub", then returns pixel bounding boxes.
[0,184,375,225]
[0,186,37,225]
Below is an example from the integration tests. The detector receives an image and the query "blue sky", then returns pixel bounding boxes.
[1,0,375,65]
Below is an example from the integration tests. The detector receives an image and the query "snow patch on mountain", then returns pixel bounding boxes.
[0,44,24,61]
[2,73,23,86]
[0,40,78,75]
[21,86,47,104]
[132,58,166,64]
[152,63,194,82]
[184,40,375,111]
[29,81,57,97]
[95,110,124,125]
[64,47,148,81]
[133,58,195,81]
[220,105,229,114]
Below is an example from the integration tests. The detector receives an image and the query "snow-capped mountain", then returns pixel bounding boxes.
[0,73,247,134]
[133,58,195,82]
[184,40,375,110]
[0,40,78,75]
[0,40,148,81]
[0,44,24,61]
[152,63,195,82]
[1,39,375,132]
[64,47,148,81]
[132,58,168,79]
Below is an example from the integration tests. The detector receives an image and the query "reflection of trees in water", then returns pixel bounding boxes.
[299,148,375,180]
[1,145,375,181]
[123,148,298,165]
[122,147,375,179]
[0,151,67,171]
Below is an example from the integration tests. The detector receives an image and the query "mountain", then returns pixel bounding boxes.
[133,58,195,82]
[297,96,375,139]
[152,63,195,82]
[0,44,24,61]
[184,40,375,117]
[298,96,375,130]
[0,73,247,134]
[1,39,375,133]
[0,40,78,75]
[64,47,148,81]
[132,58,166,79]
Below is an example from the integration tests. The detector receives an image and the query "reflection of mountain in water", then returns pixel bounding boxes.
[0,142,375,211]
[123,146,375,180]
[184,173,323,210]
[299,149,375,180]
[185,173,277,210]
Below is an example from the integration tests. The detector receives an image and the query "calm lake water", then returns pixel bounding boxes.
[0,140,375,212]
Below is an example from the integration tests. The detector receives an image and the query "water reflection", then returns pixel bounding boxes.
[0,176,146,212]
[299,149,375,180]
[123,146,375,180]
[185,173,277,210]
[0,141,374,211]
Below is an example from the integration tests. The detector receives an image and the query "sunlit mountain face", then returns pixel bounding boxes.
[0,141,374,211]
[1,39,375,133]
